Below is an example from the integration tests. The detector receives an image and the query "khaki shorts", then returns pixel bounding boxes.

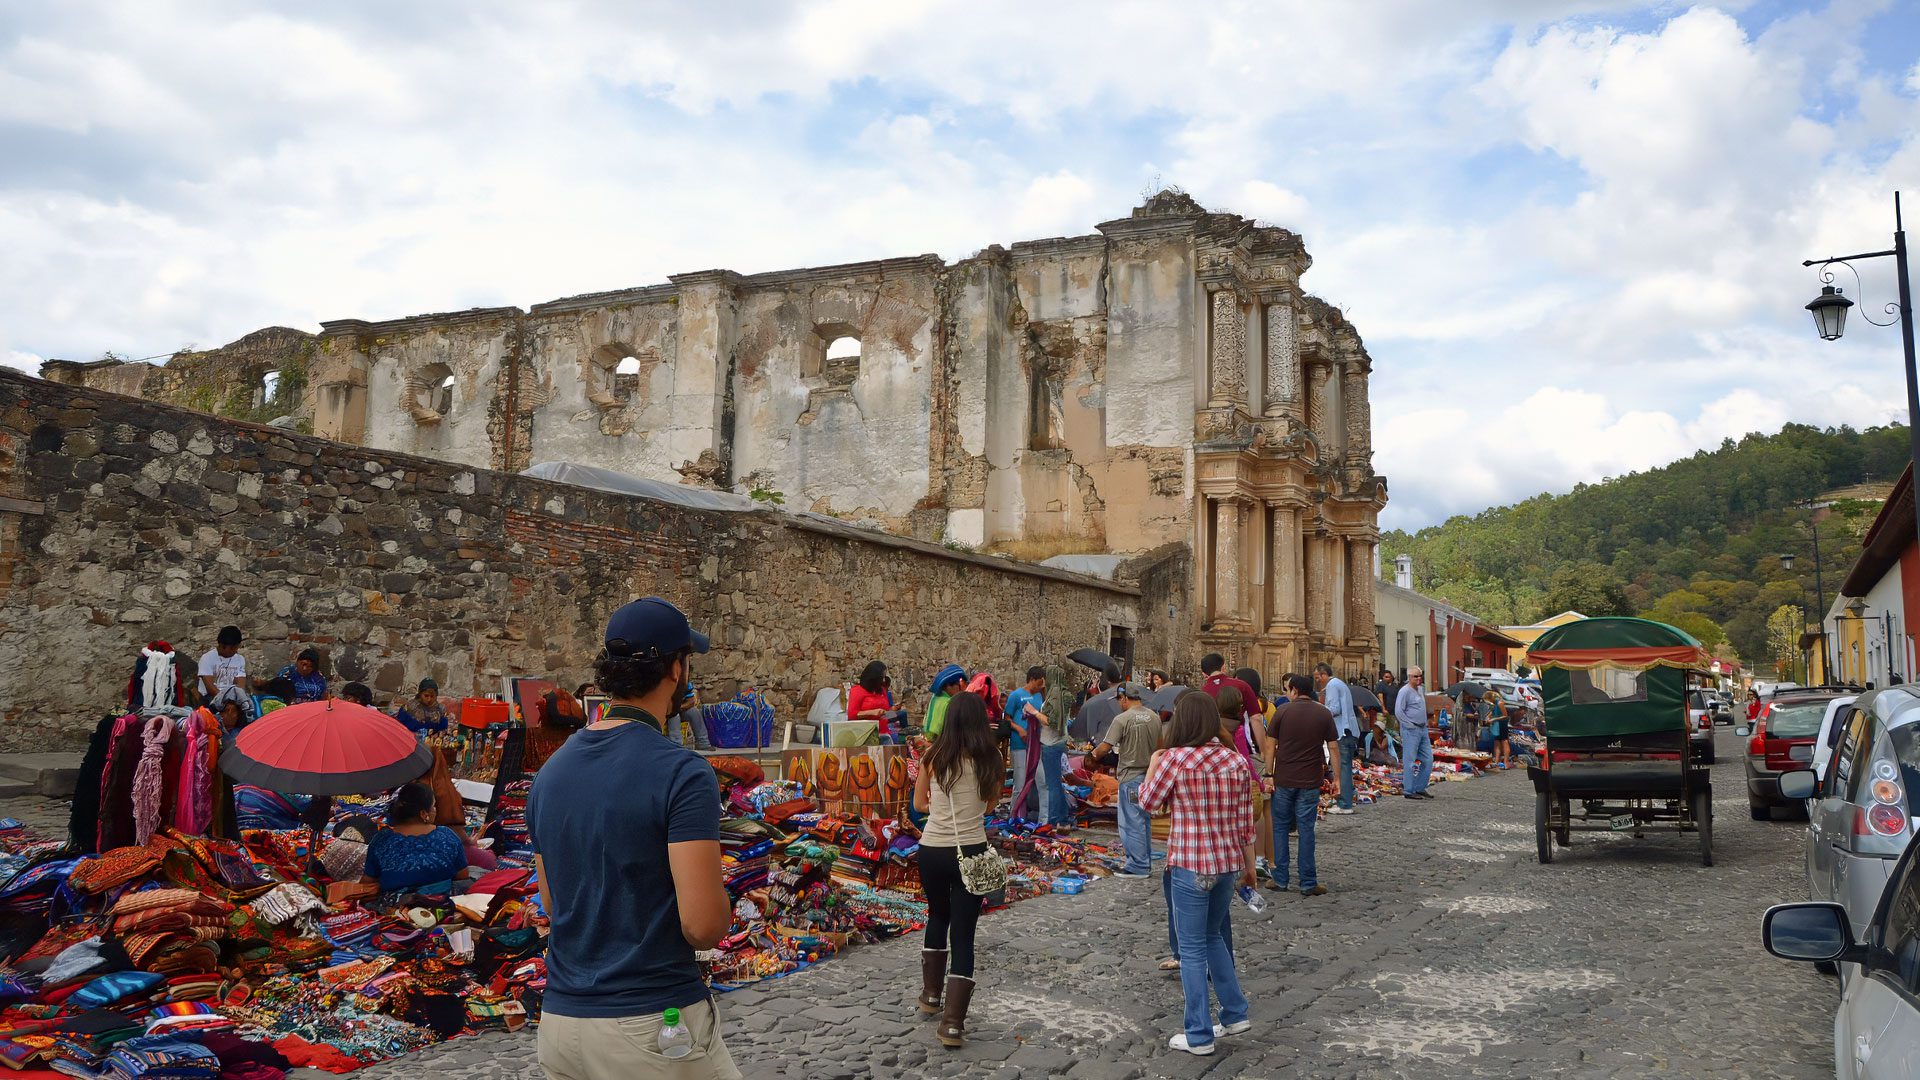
[537,999,742,1080]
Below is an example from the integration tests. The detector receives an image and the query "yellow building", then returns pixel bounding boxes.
[1500,611,1587,672]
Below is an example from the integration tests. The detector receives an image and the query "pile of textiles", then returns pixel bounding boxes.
[0,808,547,1075]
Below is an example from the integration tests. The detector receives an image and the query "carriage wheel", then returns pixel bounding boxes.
[1555,798,1571,846]
[1535,791,1554,864]
[1692,788,1713,867]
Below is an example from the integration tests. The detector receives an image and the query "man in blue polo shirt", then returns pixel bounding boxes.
[1005,666,1048,822]
[530,597,739,1080]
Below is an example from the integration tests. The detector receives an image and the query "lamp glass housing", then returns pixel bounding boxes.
[1806,285,1853,341]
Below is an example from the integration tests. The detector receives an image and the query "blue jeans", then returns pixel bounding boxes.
[1041,742,1071,826]
[1402,723,1433,794]
[1335,734,1359,809]
[1162,865,1233,956]
[1169,867,1249,1047]
[1118,777,1152,874]
[1270,785,1319,889]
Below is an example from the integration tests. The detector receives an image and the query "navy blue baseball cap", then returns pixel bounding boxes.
[604,597,710,659]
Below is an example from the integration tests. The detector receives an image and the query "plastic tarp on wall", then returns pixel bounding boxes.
[520,461,760,512]
[1531,617,1709,739]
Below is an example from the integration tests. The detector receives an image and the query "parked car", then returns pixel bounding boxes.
[1810,693,1863,786]
[1687,689,1719,764]
[1762,833,1920,1077]
[1741,688,1854,820]
[1785,688,1920,960]
[1710,691,1735,724]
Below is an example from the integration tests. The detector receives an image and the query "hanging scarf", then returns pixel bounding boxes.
[131,716,171,846]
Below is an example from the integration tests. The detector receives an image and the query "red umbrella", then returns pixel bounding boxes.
[219,699,433,795]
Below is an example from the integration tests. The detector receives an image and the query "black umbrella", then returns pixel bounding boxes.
[1073,687,1121,741]
[1350,684,1382,712]
[1446,681,1489,702]
[1146,684,1189,718]
[1067,648,1114,672]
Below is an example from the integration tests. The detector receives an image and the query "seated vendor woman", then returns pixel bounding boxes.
[361,782,470,895]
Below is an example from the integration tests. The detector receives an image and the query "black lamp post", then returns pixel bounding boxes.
[1778,527,1833,681]
[1803,191,1919,552]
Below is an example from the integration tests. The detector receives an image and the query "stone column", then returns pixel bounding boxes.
[1263,299,1300,421]
[664,271,742,482]
[1343,364,1370,461]
[1269,502,1303,628]
[1346,538,1376,642]
[1313,362,1343,460]
[1208,289,1247,409]
[1303,530,1330,640]
[1211,496,1246,623]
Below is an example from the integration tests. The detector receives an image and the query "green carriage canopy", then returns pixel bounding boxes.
[1530,617,1712,738]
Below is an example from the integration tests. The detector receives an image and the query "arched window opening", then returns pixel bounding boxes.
[612,355,642,401]
[806,323,862,389]
[257,370,281,409]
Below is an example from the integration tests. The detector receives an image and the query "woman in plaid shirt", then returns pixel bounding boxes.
[1138,692,1256,1056]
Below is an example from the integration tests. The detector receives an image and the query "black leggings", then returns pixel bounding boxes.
[918,844,986,977]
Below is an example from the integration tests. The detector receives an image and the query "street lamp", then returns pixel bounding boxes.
[1803,190,1919,556]
[1778,525,1833,680]
[1806,286,1853,341]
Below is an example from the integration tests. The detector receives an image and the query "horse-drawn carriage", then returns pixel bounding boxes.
[1527,617,1716,866]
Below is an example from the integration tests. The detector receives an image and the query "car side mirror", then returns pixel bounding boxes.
[1734,725,1750,737]
[1763,903,1864,964]
[1778,770,1818,800]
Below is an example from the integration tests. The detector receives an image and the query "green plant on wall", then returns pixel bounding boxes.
[748,486,785,506]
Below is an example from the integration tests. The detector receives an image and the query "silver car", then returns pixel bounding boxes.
[1790,687,1920,954]
[1764,836,1920,1078]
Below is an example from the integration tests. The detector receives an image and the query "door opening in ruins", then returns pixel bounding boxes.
[1109,625,1135,678]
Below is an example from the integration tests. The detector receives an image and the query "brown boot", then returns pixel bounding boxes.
[917,949,947,1014]
[938,974,974,1048]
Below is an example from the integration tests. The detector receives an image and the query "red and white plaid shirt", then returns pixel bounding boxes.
[1136,743,1254,875]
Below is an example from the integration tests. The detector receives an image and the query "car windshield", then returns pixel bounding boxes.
[1768,700,1830,739]
[1689,690,1707,709]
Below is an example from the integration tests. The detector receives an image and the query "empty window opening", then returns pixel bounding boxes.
[425,364,456,416]
[257,371,281,409]
[587,344,646,409]
[806,324,862,389]
[613,355,642,400]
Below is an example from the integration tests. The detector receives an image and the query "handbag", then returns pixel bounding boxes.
[957,845,1008,897]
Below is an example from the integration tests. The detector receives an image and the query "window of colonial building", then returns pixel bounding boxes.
[805,324,862,390]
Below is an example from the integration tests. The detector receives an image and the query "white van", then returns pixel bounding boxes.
[1464,668,1542,714]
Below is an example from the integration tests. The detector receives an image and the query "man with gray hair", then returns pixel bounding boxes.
[1394,666,1434,799]
[1314,663,1360,815]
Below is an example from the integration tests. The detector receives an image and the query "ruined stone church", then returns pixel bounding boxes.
[45,192,1386,677]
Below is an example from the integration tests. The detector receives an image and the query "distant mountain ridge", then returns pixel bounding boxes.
[1381,422,1911,665]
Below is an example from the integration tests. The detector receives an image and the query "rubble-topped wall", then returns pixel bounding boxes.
[0,367,1156,750]
[43,195,1370,564]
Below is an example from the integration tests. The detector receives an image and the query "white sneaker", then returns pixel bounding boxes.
[1168,1033,1215,1055]
[1328,807,1357,815]
[1213,1020,1252,1036]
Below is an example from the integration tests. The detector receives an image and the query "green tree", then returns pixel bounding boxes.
[1766,604,1803,680]
[1539,563,1633,619]
[1657,611,1728,652]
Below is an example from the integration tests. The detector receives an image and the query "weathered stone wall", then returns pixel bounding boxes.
[38,192,1385,679]
[0,369,1149,751]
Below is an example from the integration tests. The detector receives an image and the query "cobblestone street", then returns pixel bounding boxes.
[325,727,1825,1079]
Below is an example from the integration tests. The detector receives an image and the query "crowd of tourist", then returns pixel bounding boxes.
[120,608,1469,1075]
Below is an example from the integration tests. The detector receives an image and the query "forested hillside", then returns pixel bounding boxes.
[1381,423,1911,666]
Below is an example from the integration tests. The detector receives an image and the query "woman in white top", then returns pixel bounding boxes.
[912,690,999,1049]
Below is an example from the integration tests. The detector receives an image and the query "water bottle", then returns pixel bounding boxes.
[1236,885,1267,913]
[659,1008,693,1059]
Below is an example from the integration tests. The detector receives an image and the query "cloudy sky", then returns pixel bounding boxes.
[3,1,1917,529]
